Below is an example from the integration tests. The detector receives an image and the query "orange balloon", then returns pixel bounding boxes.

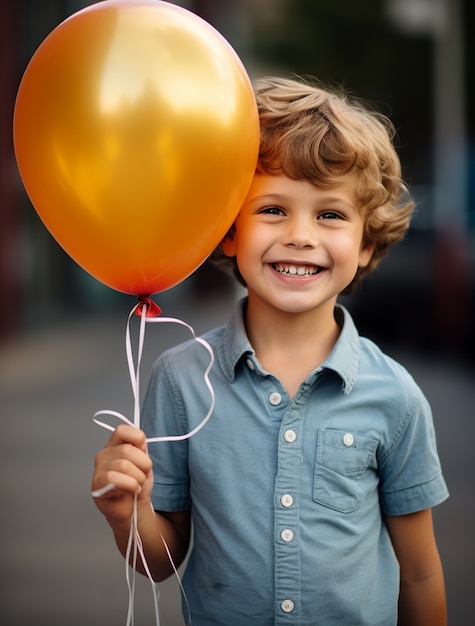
[13,0,259,296]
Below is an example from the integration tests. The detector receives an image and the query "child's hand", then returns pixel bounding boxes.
[92,424,153,526]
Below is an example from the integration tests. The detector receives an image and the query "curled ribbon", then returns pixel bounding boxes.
[92,297,208,626]
[92,297,215,439]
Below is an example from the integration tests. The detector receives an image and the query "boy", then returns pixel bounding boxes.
[93,76,448,625]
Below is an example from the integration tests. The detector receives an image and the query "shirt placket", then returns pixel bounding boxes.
[273,390,306,624]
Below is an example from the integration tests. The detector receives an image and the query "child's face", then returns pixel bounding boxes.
[222,173,374,316]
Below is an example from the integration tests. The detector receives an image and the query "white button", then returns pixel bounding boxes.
[284,429,297,443]
[246,358,255,370]
[281,529,294,542]
[343,433,354,447]
[281,494,294,508]
[269,391,282,405]
[281,599,295,613]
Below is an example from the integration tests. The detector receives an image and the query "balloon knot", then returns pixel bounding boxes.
[135,297,161,318]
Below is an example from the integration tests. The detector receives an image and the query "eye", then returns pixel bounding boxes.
[260,206,285,216]
[318,211,343,220]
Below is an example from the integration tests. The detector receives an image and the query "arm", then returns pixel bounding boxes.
[92,424,191,581]
[385,509,447,626]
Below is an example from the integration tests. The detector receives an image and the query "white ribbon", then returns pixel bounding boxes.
[93,300,215,441]
[92,299,208,626]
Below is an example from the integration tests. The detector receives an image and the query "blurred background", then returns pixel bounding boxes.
[1,0,474,624]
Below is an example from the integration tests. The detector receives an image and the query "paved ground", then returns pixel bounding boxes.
[1,291,473,625]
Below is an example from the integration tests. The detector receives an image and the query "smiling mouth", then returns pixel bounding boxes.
[272,263,323,276]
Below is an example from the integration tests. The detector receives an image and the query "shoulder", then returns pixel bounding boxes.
[142,324,227,421]
[358,335,414,380]
[356,334,429,412]
[153,324,226,372]
[334,306,426,408]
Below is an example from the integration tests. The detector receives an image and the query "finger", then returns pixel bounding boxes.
[92,455,150,496]
[100,443,153,475]
[91,482,115,498]
[91,470,141,500]
[106,424,147,451]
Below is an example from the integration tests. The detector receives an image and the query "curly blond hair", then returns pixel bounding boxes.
[211,76,414,294]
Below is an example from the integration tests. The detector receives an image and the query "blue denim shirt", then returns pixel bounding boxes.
[142,299,448,626]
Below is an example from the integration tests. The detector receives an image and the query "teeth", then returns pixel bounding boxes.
[274,263,320,276]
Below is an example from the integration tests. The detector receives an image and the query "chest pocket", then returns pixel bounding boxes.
[313,428,379,513]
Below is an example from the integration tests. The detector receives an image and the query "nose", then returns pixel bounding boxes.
[282,214,317,249]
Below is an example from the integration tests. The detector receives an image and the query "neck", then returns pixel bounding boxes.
[244,296,341,395]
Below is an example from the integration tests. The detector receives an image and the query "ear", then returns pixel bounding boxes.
[220,227,237,257]
[358,240,376,268]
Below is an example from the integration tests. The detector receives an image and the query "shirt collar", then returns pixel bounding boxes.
[216,298,360,394]
[216,298,253,382]
[322,305,360,394]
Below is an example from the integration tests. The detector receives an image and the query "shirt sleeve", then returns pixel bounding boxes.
[140,352,191,512]
[378,383,449,516]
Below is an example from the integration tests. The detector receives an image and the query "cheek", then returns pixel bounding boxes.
[330,232,360,257]
[237,224,266,253]
[233,227,271,279]
[328,232,368,270]
[221,219,254,258]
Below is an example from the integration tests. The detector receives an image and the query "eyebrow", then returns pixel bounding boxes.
[247,193,285,204]
[247,192,355,210]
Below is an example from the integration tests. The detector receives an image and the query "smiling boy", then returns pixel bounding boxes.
[220,175,374,398]
[93,76,448,625]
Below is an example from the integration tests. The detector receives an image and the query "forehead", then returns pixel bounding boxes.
[245,173,356,206]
